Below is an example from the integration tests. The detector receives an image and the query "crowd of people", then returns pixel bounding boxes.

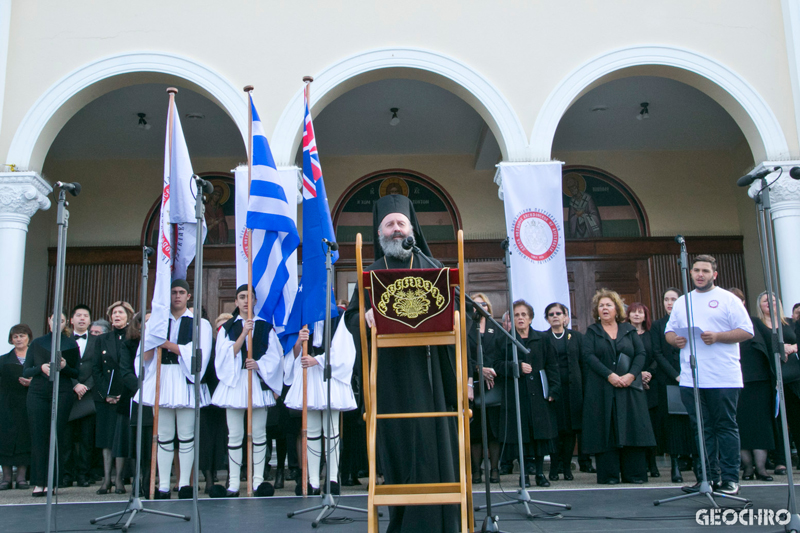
[0,293,368,498]
[0,252,798,503]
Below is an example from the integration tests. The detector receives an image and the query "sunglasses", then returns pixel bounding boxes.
[547,311,564,317]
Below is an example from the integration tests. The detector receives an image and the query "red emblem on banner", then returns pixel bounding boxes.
[513,210,560,263]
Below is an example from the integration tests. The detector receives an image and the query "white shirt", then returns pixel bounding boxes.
[665,286,753,388]
[73,331,88,358]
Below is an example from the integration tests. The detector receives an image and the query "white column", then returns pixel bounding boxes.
[0,172,51,348]
[747,161,800,308]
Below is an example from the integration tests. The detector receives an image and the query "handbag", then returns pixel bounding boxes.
[473,378,503,408]
[68,394,96,421]
[615,352,644,391]
[666,385,688,415]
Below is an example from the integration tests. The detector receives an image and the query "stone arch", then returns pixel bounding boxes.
[6,51,247,172]
[530,45,790,163]
[269,47,527,166]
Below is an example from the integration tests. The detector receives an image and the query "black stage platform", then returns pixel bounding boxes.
[3,485,792,532]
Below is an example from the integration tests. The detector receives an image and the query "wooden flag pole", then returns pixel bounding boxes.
[150,86,178,499]
[301,325,309,497]
[243,84,255,498]
[299,76,314,498]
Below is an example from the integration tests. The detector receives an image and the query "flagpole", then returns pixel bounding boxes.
[244,84,255,498]
[300,76,314,499]
[149,86,178,500]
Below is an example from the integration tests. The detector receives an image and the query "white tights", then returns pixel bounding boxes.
[307,410,340,489]
[226,408,268,492]
[156,408,195,492]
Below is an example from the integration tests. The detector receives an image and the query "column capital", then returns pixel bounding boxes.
[746,161,800,204]
[0,172,52,223]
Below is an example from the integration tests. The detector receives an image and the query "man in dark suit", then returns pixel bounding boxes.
[63,304,98,487]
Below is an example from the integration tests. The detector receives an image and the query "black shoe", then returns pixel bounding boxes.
[341,476,354,487]
[579,464,596,473]
[356,469,368,479]
[742,474,754,481]
[327,481,340,495]
[629,479,645,484]
[650,469,660,478]
[96,486,110,495]
[489,469,500,483]
[682,481,701,493]
[472,471,482,484]
[76,475,89,487]
[499,465,513,475]
[535,474,550,487]
[287,468,301,482]
[264,464,273,481]
[295,482,320,496]
[718,481,739,495]
[255,482,274,497]
[563,471,574,481]
[60,475,74,488]
[178,486,193,499]
[755,473,773,482]
[154,489,171,500]
[602,478,619,485]
[525,463,535,475]
[274,469,285,489]
[522,475,531,488]
[114,487,126,494]
[548,472,559,481]
[670,458,683,483]
[226,490,240,497]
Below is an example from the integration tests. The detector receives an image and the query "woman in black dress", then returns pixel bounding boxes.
[624,302,660,478]
[494,300,560,487]
[24,314,80,496]
[467,293,504,484]
[754,292,800,477]
[92,301,134,494]
[543,303,582,481]
[0,324,34,490]
[581,289,655,484]
[731,289,775,481]
[651,287,695,482]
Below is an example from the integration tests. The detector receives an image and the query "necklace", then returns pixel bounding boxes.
[552,329,565,340]
[384,255,414,269]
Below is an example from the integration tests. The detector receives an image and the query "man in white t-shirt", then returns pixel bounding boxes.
[665,254,753,496]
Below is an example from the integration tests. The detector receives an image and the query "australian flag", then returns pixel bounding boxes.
[286,84,339,336]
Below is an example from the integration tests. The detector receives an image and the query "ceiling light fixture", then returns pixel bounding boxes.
[591,105,609,112]
[637,102,650,121]
[137,113,151,130]
[389,108,400,126]
[185,112,205,120]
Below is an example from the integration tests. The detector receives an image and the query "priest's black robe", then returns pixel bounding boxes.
[345,251,460,533]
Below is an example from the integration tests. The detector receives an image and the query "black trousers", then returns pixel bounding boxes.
[681,387,740,483]
[773,383,800,467]
[551,430,577,474]
[64,413,95,479]
[596,447,647,483]
[27,390,74,487]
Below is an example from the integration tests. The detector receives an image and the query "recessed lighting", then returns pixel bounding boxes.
[185,113,205,120]
[591,105,609,112]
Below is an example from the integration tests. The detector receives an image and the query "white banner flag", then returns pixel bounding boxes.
[501,162,569,331]
[234,165,250,287]
[144,95,206,352]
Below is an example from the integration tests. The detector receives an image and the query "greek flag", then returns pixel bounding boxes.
[246,95,300,353]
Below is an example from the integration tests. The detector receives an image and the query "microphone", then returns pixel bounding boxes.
[322,238,339,251]
[55,181,81,196]
[737,166,780,187]
[675,235,685,245]
[144,246,155,256]
[401,236,415,251]
[193,175,214,194]
[791,167,800,180]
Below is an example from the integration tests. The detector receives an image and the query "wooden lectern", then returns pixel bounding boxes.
[355,230,473,533]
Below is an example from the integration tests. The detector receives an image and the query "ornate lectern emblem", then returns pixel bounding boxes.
[370,268,452,329]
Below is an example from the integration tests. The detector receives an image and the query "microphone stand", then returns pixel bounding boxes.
[654,237,750,508]
[44,186,70,533]
[288,239,370,527]
[91,247,190,531]
[474,239,570,521]
[751,178,800,532]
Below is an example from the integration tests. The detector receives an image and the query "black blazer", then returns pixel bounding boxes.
[23,333,80,395]
[545,328,583,431]
[494,327,560,443]
[73,334,97,389]
[92,328,127,400]
[581,322,655,454]
[651,315,680,383]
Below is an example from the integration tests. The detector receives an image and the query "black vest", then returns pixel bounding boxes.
[223,317,274,390]
[162,316,194,365]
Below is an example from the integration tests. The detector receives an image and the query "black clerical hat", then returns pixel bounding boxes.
[372,194,432,261]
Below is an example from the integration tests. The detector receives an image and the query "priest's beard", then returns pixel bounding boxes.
[379,231,412,261]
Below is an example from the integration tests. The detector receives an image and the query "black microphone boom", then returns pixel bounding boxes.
[737,166,779,187]
[322,238,339,251]
[675,234,685,245]
[193,175,214,194]
[55,181,81,196]
[401,236,415,250]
